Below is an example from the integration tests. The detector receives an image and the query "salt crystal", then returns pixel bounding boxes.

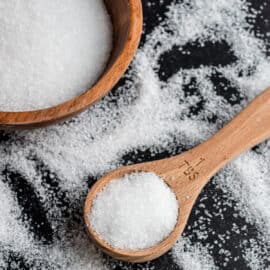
[0,0,112,111]
[89,172,178,250]
[0,0,269,268]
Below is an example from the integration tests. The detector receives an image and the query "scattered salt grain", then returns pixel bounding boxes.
[0,0,112,111]
[172,237,218,270]
[0,0,270,269]
[89,172,178,250]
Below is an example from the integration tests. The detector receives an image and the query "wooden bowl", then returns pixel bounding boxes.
[0,0,142,130]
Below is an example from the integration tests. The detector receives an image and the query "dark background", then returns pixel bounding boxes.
[1,0,270,269]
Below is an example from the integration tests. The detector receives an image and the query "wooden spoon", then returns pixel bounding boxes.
[84,87,270,263]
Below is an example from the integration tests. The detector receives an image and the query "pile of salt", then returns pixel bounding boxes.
[0,0,112,111]
[89,172,179,250]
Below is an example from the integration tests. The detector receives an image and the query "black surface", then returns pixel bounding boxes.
[0,1,270,269]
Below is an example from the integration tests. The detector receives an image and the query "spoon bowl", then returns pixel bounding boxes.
[84,87,270,263]
[84,161,192,262]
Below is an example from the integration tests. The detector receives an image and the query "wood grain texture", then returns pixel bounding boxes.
[84,87,270,263]
[0,0,143,130]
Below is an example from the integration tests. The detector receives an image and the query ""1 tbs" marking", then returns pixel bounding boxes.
[179,158,205,181]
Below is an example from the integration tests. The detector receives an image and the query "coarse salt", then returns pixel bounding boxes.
[89,172,179,250]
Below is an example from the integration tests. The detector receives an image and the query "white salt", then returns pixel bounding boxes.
[172,237,218,270]
[89,172,179,250]
[0,0,112,111]
[0,0,270,268]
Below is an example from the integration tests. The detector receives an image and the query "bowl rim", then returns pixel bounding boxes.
[0,0,143,129]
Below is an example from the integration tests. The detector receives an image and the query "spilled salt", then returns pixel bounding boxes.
[0,0,112,111]
[89,172,178,250]
[0,0,270,269]
[172,237,218,270]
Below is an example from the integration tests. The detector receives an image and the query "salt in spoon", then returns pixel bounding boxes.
[84,87,270,263]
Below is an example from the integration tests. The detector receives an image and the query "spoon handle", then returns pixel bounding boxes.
[190,87,270,183]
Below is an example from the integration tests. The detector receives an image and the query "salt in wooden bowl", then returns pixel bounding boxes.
[0,0,142,129]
